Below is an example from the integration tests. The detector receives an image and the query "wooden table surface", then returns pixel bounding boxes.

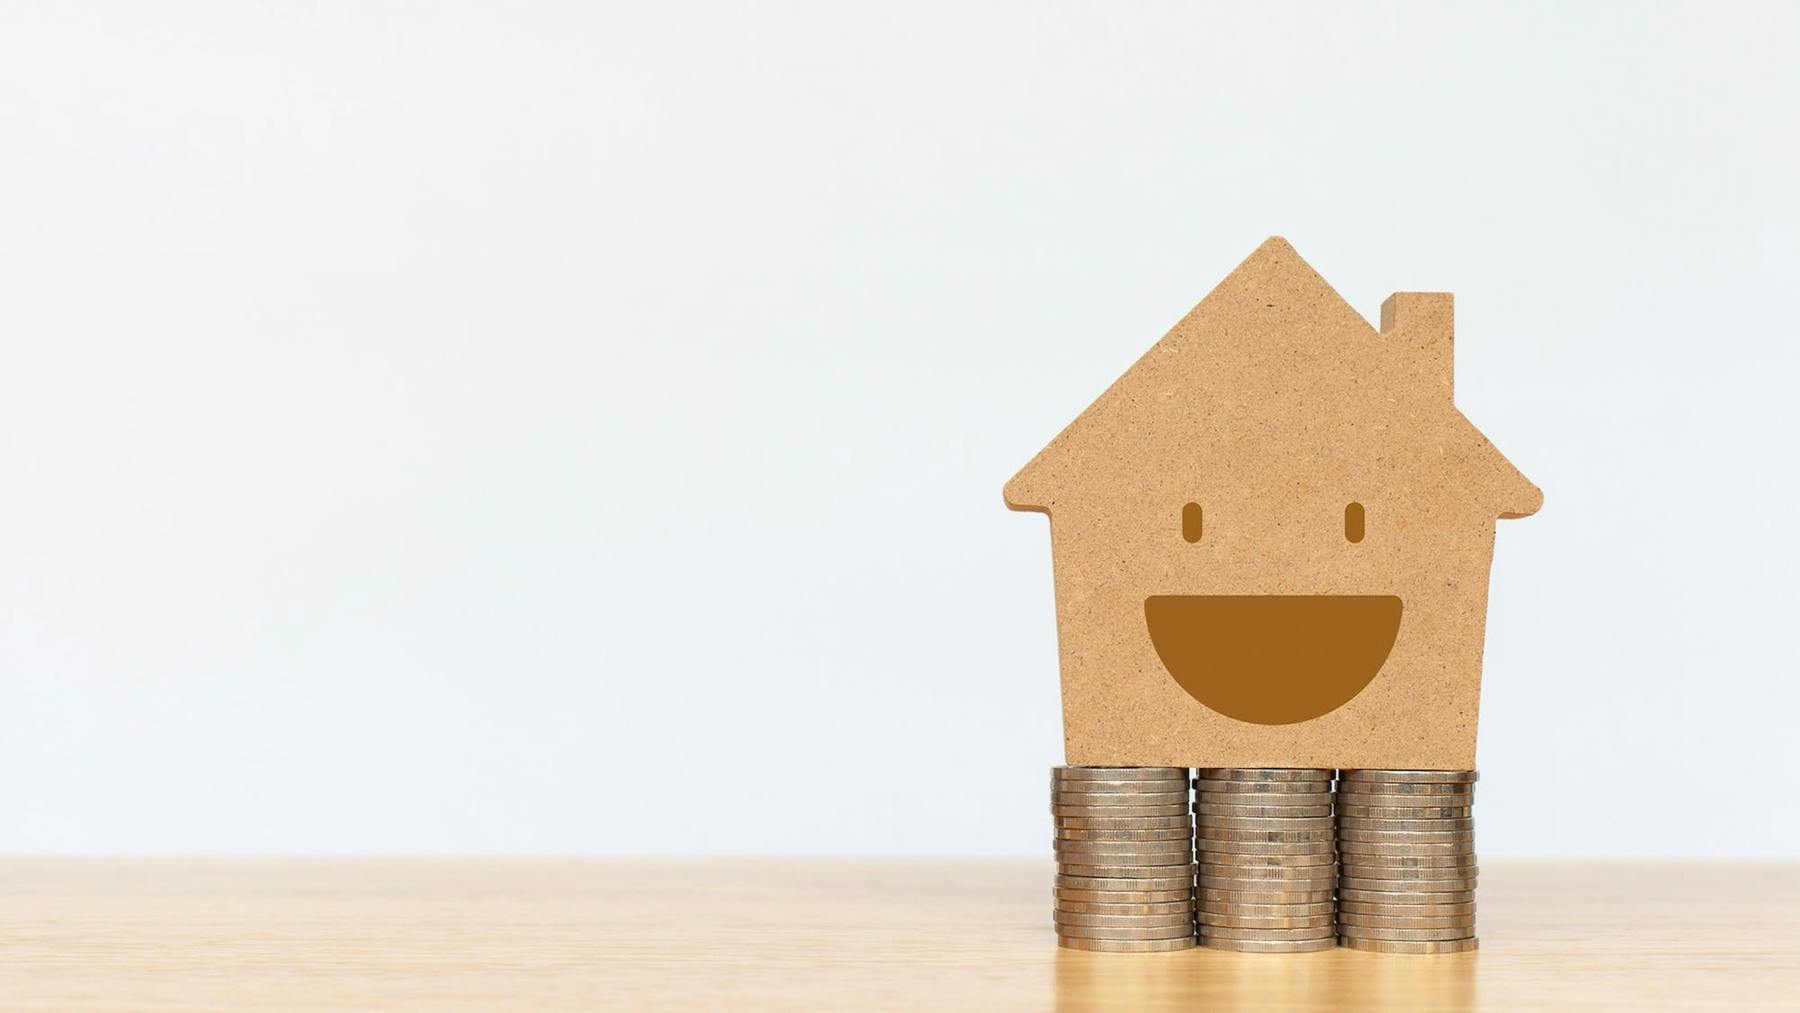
[2,859,1796,1010]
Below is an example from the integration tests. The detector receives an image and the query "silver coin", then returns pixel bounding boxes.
[1199,887,1334,904]
[1333,794,1474,810]
[1198,827,1335,843]
[1339,936,1478,954]
[1058,857,1195,872]
[1340,770,1477,784]
[1194,791,1331,807]
[1056,923,1196,940]
[1056,849,1194,864]
[1060,847,1197,864]
[1199,878,1336,896]
[1053,766,1188,780]
[1195,769,1332,782]
[1196,815,1335,831]
[1057,874,1196,892]
[1338,899,1477,917]
[1338,888,1475,905]
[1056,899,1195,916]
[1336,817,1474,832]
[1340,876,1477,892]
[1059,862,1198,879]
[1056,930,1196,945]
[1051,782,1187,798]
[1338,830,1475,845]
[1199,855,1335,871]
[1198,863,1337,882]
[1201,936,1337,953]
[1337,924,1477,942]
[1337,841,1474,856]
[1199,862,1337,880]
[1336,863,1477,880]
[1199,877,1336,895]
[1194,851,1337,868]
[1055,911,1197,928]
[1051,773,1188,788]
[1334,852,1477,869]
[1051,910,1195,928]
[1193,780,1335,794]
[1194,830,1336,847]
[1057,855,1195,870]
[1194,803,1335,819]
[1055,815,1192,830]
[1055,827,1193,842]
[1199,875,1337,891]
[1338,912,1477,930]
[1199,901,1334,917]
[1201,847,1333,863]
[1053,804,1190,818]
[1054,838,1193,853]
[1194,847,1336,862]
[1058,935,1196,952]
[1336,799,1471,813]
[1339,870,1476,888]
[1195,867,1339,885]
[1196,911,1335,930]
[1336,804,1472,820]
[1055,886,1193,904]
[1200,924,1335,941]
[1053,782,1188,797]
[1052,791,1190,807]
[1051,788,1188,806]
[1337,781,1473,797]
[1194,838,1335,856]
[1056,873,1196,891]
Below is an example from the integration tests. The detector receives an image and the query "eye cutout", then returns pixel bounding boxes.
[1182,502,1363,542]
[1182,502,1203,543]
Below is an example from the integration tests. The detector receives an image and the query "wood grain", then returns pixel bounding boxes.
[0,859,1795,1010]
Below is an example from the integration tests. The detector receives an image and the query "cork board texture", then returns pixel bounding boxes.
[1005,237,1540,770]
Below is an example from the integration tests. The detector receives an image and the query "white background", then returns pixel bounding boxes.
[2,3,1796,858]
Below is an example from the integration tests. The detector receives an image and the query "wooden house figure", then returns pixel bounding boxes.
[1006,238,1539,770]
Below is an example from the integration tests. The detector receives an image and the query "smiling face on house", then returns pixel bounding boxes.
[1144,500,1402,725]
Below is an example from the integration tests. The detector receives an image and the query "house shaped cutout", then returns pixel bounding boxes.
[1006,237,1539,769]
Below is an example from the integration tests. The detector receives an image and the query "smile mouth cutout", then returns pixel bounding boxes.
[1144,595,1403,724]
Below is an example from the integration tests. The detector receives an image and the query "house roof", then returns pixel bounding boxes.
[1004,237,1541,519]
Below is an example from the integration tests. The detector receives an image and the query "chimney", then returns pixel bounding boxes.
[1380,292,1454,400]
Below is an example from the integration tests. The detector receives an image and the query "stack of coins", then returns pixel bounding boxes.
[1051,766,1196,952]
[1191,769,1337,953]
[1335,770,1479,954]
